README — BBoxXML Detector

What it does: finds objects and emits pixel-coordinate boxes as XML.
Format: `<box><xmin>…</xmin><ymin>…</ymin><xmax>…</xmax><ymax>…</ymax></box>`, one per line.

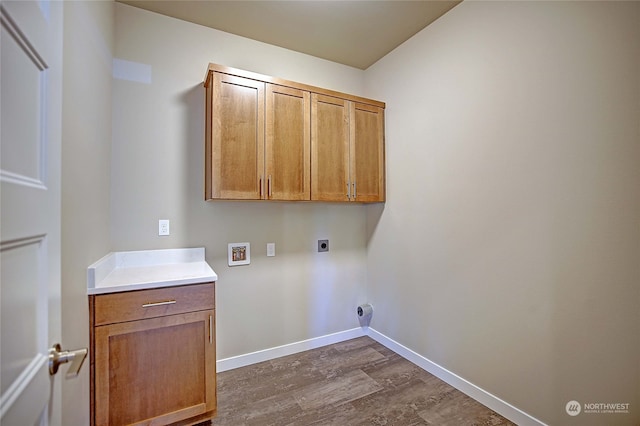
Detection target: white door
<box><xmin>1</xmin><ymin>0</ymin><xmax>64</xmax><ymax>425</ymax></box>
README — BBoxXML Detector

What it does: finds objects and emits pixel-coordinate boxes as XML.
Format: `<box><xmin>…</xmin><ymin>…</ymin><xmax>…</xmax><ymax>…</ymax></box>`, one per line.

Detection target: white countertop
<box><xmin>87</xmin><ymin>248</ymin><xmax>217</xmax><ymax>295</ymax></box>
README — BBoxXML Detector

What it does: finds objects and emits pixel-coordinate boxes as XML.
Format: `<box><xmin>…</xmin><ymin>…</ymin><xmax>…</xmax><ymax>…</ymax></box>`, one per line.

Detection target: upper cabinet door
<box><xmin>350</xmin><ymin>103</ymin><xmax>385</xmax><ymax>202</ymax></box>
<box><xmin>265</xmin><ymin>85</ymin><xmax>310</xmax><ymax>200</ymax></box>
<box><xmin>207</xmin><ymin>72</ymin><xmax>265</xmax><ymax>200</ymax></box>
<box><xmin>311</xmin><ymin>94</ymin><xmax>350</xmax><ymax>201</ymax></box>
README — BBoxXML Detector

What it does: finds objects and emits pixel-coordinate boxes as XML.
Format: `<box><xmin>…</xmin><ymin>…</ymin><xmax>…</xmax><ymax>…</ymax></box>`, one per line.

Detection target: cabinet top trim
<box><xmin>204</xmin><ymin>63</ymin><xmax>385</xmax><ymax>109</ymax></box>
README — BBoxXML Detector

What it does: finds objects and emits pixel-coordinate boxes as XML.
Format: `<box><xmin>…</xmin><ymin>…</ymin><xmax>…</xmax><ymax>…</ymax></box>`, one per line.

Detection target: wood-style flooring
<box><xmin>210</xmin><ymin>336</ymin><xmax>515</xmax><ymax>425</ymax></box>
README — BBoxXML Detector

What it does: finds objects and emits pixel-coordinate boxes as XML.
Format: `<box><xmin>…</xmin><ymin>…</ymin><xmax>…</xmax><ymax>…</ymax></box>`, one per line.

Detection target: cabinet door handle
<box><xmin>142</xmin><ymin>300</ymin><xmax>176</xmax><ymax>308</ymax></box>
<box><xmin>268</xmin><ymin>175</ymin><xmax>272</xmax><ymax>197</ymax></box>
<box><xmin>209</xmin><ymin>315</ymin><xmax>213</xmax><ymax>344</ymax></box>
<box><xmin>259</xmin><ymin>175</ymin><xmax>264</xmax><ymax>198</ymax></box>
<box><xmin>347</xmin><ymin>180</ymin><xmax>351</xmax><ymax>199</ymax></box>
<box><xmin>353</xmin><ymin>182</ymin><xmax>356</xmax><ymax>199</ymax></box>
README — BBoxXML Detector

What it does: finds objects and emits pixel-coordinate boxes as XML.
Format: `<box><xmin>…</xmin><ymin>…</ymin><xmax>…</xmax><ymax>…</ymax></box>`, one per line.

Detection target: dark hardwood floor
<box><xmin>211</xmin><ymin>336</ymin><xmax>515</xmax><ymax>425</ymax></box>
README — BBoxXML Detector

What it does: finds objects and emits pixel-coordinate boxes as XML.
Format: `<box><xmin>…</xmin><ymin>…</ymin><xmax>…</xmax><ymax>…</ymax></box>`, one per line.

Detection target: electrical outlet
<box><xmin>267</xmin><ymin>243</ymin><xmax>275</xmax><ymax>257</ymax></box>
<box><xmin>158</xmin><ymin>220</ymin><xmax>170</xmax><ymax>236</ymax></box>
<box><xmin>318</xmin><ymin>239</ymin><xmax>329</xmax><ymax>252</ymax></box>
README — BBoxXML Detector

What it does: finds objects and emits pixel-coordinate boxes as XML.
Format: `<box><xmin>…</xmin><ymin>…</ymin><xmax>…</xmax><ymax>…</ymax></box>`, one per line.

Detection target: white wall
<box><xmin>365</xmin><ymin>2</ymin><xmax>640</xmax><ymax>425</ymax></box>
<box><xmin>61</xmin><ymin>1</ymin><xmax>114</xmax><ymax>425</ymax></box>
<box><xmin>111</xmin><ymin>3</ymin><xmax>368</xmax><ymax>360</ymax></box>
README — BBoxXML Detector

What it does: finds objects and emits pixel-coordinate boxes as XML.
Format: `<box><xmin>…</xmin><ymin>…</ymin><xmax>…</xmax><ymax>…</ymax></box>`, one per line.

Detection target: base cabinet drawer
<box><xmin>93</xmin><ymin>283</ymin><xmax>215</xmax><ymax>326</ymax></box>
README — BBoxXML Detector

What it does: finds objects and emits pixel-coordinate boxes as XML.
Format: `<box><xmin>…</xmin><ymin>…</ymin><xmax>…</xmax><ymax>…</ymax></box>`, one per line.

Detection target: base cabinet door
<box><xmin>93</xmin><ymin>311</ymin><xmax>216</xmax><ymax>426</ymax></box>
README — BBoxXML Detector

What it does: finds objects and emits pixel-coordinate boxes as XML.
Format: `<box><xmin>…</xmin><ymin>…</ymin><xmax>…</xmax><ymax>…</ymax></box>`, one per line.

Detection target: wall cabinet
<box><xmin>89</xmin><ymin>283</ymin><xmax>216</xmax><ymax>426</ymax></box>
<box><xmin>205</xmin><ymin>70</ymin><xmax>311</xmax><ymax>200</ymax></box>
<box><xmin>310</xmin><ymin>94</ymin><xmax>349</xmax><ymax>201</ymax></box>
<box><xmin>310</xmin><ymin>95</ymin><xmax>385</xmax><ymax>202</ymax></box>
<box><xmin>348</xmin><ymin>101</ymin><xmax>386</xmax><ymax>202</ymax></box>
<box><xmin>266</xmin><ymin>84</ymin><xmax>311</xmax><ymax>200</ymax></box>
<box><xmin>207</xmin><ymin>72</ymin><xmax>264</xmax><ymax>200</ymax></box>
<box><xmin>204</xmin><ymin>63</ymin><xmax>385</xmax><ymax>203</ymax></box>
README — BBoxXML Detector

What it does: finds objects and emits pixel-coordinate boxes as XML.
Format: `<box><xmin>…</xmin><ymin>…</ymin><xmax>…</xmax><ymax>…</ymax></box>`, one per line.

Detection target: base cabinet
<box><xmin>90</xmin><ymin>283</ymin><xmax>216</xmax><ymax>426</ymax></box>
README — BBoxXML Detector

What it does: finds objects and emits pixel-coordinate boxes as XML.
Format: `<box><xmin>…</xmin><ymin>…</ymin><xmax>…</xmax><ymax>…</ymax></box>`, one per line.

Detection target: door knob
<box><xmin>48</xmin><ymin>343</ymin><xmax>88</xmax><ymax>378</ymax></box>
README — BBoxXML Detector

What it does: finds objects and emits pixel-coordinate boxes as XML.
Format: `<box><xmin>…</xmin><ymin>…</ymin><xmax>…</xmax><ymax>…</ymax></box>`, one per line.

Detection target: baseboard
<box><xmin>216</xmin><ymin>327</ymin><xmax>366</xmax><ymax>372</ymax></box>
<box><xmin>365</xmin><ymin>327</ymin><xmax>548</xmax><ymax>426</ymax></box>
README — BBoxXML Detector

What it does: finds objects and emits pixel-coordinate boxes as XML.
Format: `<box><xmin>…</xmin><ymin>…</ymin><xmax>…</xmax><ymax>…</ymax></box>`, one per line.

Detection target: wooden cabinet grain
<box><xmin>310</xmin><ymin>96</ymin><xmax>385</xmax><ymax>202</ymax></box>
<box><xmin>204</xmin><ymin>63</ymin><xmax>385</xmax><ymax>203</ymax></box>
<box><xmin>349</xmin><ymin>102</ymin><xmax>385</xmax><ymax>202</ymax></box>
<box><xmin>266</xmin><ymin>84</ymin><xmax>311</xmax><ymax>200</ymax></box>
<box><xmin>207</xmin><ymin>72</ymin><xmax>264</xmax><ymax>200</ymax></box>
<box><xmin>89</xmin><ymin>283</ymin><xmax>216</xmax><ymax>426</ymax></box>
<box><xmin>205</xmin><ymin>70</ymin><xmax>311</xmax><ymax>200</ymax></box>
<box><xmin>310</xmin><ymin>94</ymin><xmax>350</xmax><ymax>201</ymax></box>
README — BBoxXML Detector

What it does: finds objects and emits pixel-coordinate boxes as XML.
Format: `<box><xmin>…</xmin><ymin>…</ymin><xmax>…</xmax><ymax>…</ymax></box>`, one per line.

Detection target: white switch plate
<box><xmin>158</xmin><ymin>219</ymin><xmax>170</xmax><ymax>236</ymax></box>
<box><xmin>267</xmin><ymin>243</ymin><xmax>275</xmax><ymax>257</ymax></box>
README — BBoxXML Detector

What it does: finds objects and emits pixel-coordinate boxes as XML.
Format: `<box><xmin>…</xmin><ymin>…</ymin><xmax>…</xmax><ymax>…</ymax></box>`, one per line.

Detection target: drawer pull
<box><xmin>142</xmin><ymin>300</ymin><xmax>177</xmax><ymax>308</ymax></box>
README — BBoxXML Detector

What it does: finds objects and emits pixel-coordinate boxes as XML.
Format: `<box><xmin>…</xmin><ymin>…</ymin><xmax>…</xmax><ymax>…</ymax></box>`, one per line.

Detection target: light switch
<box><xmin>267</xmin><ymin>243</ymin><xmax>275</xmax><ymax>257</ymax></box>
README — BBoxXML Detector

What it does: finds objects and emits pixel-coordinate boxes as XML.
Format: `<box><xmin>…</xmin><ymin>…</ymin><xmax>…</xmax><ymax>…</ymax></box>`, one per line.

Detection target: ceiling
<box><xmin>117</xmin><ymin>0</ymin><xmax>461</xmax><ymax>70</ymax></box>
